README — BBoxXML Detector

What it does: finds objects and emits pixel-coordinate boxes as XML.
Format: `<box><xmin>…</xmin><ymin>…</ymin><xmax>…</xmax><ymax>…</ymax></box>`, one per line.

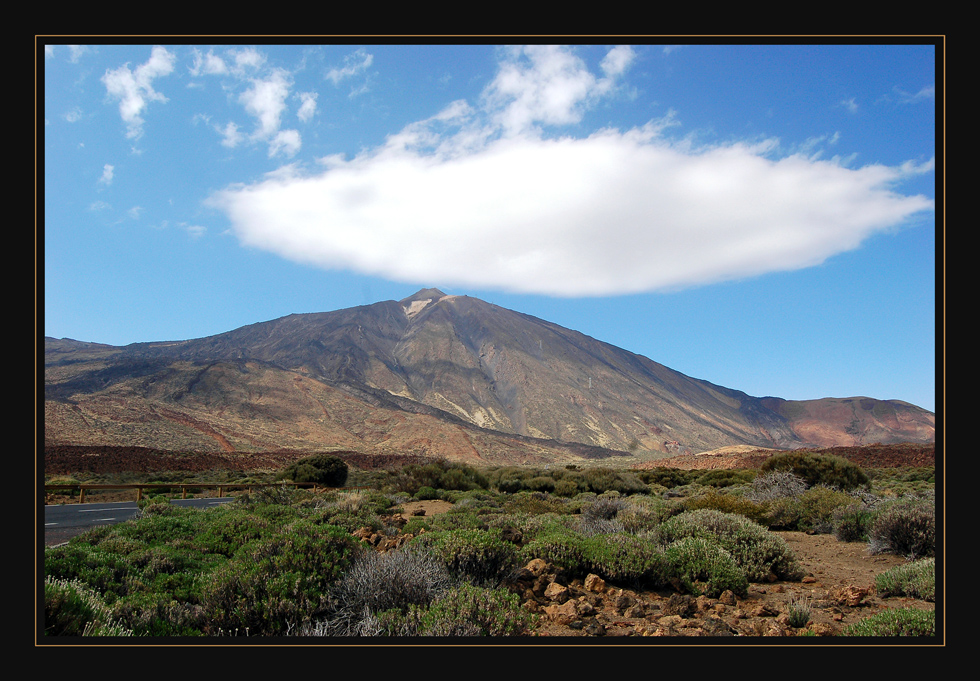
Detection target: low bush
<box><xmin>277</xmin><ymin>453</ymin><xmax>349</xmax><ymax>487</ymax></box>
<box><xmin>633</xmin><ymin>468</ymin><xmax>700</xmax><ymax>489</ymax></box>
<box><xmin>744</xmin><ymin>470</ymin><xmax>808</xmax><ymax>503</ymax></box>
<box><xmin>378</xmin><ymin>583</ymin><xmax>537</xmax><ymax>636</ymax></box>
<box><xmin>760</xmin><ymin>451</ymin><xmax>869</xmax><ymax>491</ymax></box>
<box><xmin>429</xmin><ymin>510</ymin><xmax>489</xmax><ymax>532</ymax></box>
<box><xmin>663</xmin><ymin>536</ymin><xmax>748</xmax><ymax>598</ymax></box>
<box><xmin>411</xmin><ymin>528</ymin><xmax>522</xmax><ymax>587</ymax></box>
<box><xmin>581</xmin><ymin>533</ymin><xmax>667</xmax><ymax>587</ymax></box>
<box><xmin>832</xmin><ymin>502</ymin><xmax>876</xmax><ymax>542</ymax></box>
<box><xmin>501</xmin><ymin>491</ymin><xmax>569</xmax><ymax>516</ymax></box>
<box><xmin>867</xmin><ymin>497</ymin><xmax>936</xmax><ymax>559</ymax></box>
<box><xmin>44</xmin><ymin>576</ymin><xmax>133</xmax><ymax>637</ymax></box>
<box><xmin>658</xmin><ymin>509</ymin><xmax>804</xmax><ymax>582</ymax></box>
<box><xmin>696</xmin><ymin>469</ymin><xmax>756</xmax><ymax>488</ymax></box>
<box><xmin>839</xmin><ymin>608</ymin><xmax>936</xmax><ymax>637</ymax></box>
<box><xmin>322</xmin><ymin>547</ymin><xmax>454</xmax><ymax>636</ymax></box>
<box><xmin>519</xmin><ymin>525</ymin><xmax>590</xmax><ymax>579</ymax></box>
<box><xmin>485</xmin><ymin>466</ymin><xmax>649</xmax><ymax>496</ymax></box>
<box><xmin>875</xmin><ymin>558</ymin><xmax>935</xmax><ymax>602</ymax></box>
<box><xmin>681</xmin><ymin>490</ymin><xmax>768</xmax><ymax>525</ymax></box>
<box><xmin>192</xmin><ymin>507</ymin><xmax>272</xmax><ymax>558</ymax></box>
<box><xmin>197</xmin><ymin>521</ymin><xmax>364</xmax><ymax>635</ymax></box>
<box><xmin>763</xmin><ymin>485</ymin><xmax>857</xmax><ymax>533</ymax></box>
<box><xmin>388</xmin><ymin>459</ymin><xmax>488</xmax><ymax>495</ymax></box>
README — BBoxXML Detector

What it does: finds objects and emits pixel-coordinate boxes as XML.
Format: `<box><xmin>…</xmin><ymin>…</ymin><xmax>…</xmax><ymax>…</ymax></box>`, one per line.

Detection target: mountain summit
<box><xmin>44</xmin><ymin>289</ymin><xmax>935</xmax><ymax>463</ymax></box>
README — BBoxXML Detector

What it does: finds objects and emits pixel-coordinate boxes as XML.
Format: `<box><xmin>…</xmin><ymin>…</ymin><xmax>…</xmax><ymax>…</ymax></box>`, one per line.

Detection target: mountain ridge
<box><xmin>43</xmin><ymin>289</ymin><xmax>935</xmax><ymax>464</ymax></box>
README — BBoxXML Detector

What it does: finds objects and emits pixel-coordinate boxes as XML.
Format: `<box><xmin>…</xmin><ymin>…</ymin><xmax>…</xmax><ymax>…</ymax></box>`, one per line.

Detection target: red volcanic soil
<box><xmin>43</xmin><ymin>442</ymin><xmax>936</xmax><ymax>477</ymax></box>
<box><xmin>42</xmin><ymin>445</ymin><xmax>432</xmax><ymax>476</ymax></box>
<box><xmin>629</xmin><ymin>442</ymin><xmax>936</xmax><ymax>471</ymax></box>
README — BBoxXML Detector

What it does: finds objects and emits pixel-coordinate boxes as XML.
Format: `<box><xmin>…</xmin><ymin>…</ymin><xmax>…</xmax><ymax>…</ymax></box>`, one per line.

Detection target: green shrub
<box><xmin>401</xmin><ymin>516</ymin><xmax>433</xmax><ymax>534</ymax></box>
<box><xmin>696</xmin><ymin>469</ymin><xmax>756</xmax><ymax>488</ymax></box>
<box><xmin>658</xmin><ymin>509</ymin><xmax>804</xmax><ymax>582</ymax></box>
<box><xmin>832</xmin><ymin>502</ymin><xmax>876</xmax><ymax>542</ymax></box>
<box><xmin>278</xmin><ymin>454</ymin><xmax>349</xmax><ymax>487</ymax></box>
<box><xmin>581</xmin><ymin>533</ymin><xmax>667</xmax><ymax>587</ymax></box>
<box><xmin>663</xmin><ymin>536</ymin><xmax>749</xmax><ymax>598</ymax></box>
<box><xmin>380</xmin><ymin>583</ymin><xmax>538</xmax><ymax>636</ymax></box>
<box><xmin>868</xmin><ymin>497</ymin><xmax>936</xmax><ymax>558</ymax></box>
<box><xmin>760</xmin><ymin>451</ymin><xmax>869</xmax><ymax>491</ymax></box>
<box><xmin>197</xmin><ymin>521</ymin><xmax>364</xmax><ymax>635</ymax></box>
<box><xmin>681</xmin><ymin>490</ymin><xmax>768</xmax><ymax>525</ymax></box>
<box><xmin>839</xmin><ymin>608</ymin><xmax>936</xmax><ymax>637</ymax></box>
<box><xmin>44</xmin><ymin>545</ymin><xmax>136</xmax><ymax>603</ymax></box>
<box><xmin>518</xmin><ymin>523</ymin><xmax>666</xmax><ymax>588</ymax></box>
<box><xmin>430</xmin><ymin>510</ymin><xmax>489</xmax><ymax>532</ymax></box>
<box><xmin>417</xmin><ymin>583</ymin><xmax>537</xmax><ymax>636</ymax></box>
<box><xmin>875</xmin><ymin>558</ymin><xmax>935</xmax><ymax>602</ymax></box>
<box><xmin>580</xmin><ymin>467</ymin><xmax>648</xmax><ymax>495</ymax></box>
<box><xmin>44</xmin><ymin>576</ymin><xmax>133</xmax><ymax>637</ymax></box>
<box><xmin>615</xmin><ymin>498</ymin><xmax>668</xmax><ymax>534</ymax></box>
<box><xmin>763</xmin><ymin>485</ymin><xmax>857</xmax><ymax>532</ymax></box>
<box><xmin>412</xmin><ymin>528</ymin><xmax>521</xmax><ymax>586</ymax></box>
<box><xmin>525</xmin><ymin>475</ymin><xmax>557</xmax><ymax>493</ymax></box>
<box><xmin>192</xmin><ymin>507</ymin><xmax>272</xmax><ymax>557</ymax></box>
<box><xmin>391</xmin><ymin>459</ymin><xmax>488</xmax><ymax>495</ymax></box>
<box><xmin>633</xmin><ymin>468</ymin><xmax>700</xmax><ymax>489</ymax></box>
<box><xmin>108</xmin><ymin>592</ymin><xmax>205</xmax><ymax>636</ymax></box>
<box><xmin>414</xmin><ymin>486</ymin><xmax>441</xmax><ymax>501</ymax></box>
<box><xmin>519</xmin><ymin>525</ymin><xmax>590</xmax><ymax>578</ymax></box>
<box><xmin>553</xmin><ymin>477</ymin><xmax>582</xmax><ymax>497</ymax></box>
<box><xmin>502</xmin><ymin>491</ymin><xmax>569</xmax><ymax>516</ymax></box>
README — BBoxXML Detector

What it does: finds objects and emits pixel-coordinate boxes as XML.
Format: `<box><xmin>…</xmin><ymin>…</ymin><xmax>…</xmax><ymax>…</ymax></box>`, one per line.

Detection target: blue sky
<box><xmin>40</xmin><ymin>41</ymin><xmax>939</xmax><ymax>412</ymax></box>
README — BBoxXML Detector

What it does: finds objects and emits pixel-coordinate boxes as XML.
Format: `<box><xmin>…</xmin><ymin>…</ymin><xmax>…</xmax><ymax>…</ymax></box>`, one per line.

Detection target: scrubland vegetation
<box><xmin>43</xmin><ymin>452</ymin><xmax>937</xmax><ymax>638</ymax></box>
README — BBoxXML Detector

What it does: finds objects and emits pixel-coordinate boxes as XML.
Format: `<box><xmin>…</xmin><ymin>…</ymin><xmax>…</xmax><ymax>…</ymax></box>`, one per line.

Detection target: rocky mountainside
<box><xmin>43</xmin><ymin>289</ymin><xmax>935</xmax><ymax>464</ymax></box>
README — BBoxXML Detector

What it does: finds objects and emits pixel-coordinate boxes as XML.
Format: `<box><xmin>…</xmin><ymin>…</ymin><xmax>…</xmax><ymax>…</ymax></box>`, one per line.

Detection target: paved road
<box><xmin>43</xmin><ymin>497</ymin><xmax>236</xmax><ymax>546</ymax></box>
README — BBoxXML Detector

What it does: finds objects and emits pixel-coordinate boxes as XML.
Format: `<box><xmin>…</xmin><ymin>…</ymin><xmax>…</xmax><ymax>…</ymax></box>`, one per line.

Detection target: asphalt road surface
<box><xmin>42</xmin><ymin>497</ymin><xmax>235</xmax><ymax>547</ymax></box>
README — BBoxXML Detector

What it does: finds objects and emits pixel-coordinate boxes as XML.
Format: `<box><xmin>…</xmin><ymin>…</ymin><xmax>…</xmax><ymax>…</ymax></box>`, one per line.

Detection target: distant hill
<box><xmin>43</xmin><ymin>289</ymin><xmax>935</xmax><ymax>465</ymax></box>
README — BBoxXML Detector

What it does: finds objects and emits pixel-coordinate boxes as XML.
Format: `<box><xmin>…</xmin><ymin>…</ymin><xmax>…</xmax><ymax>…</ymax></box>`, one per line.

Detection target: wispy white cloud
<box><xmin>190</xmin><ymin>50</ymin><xmax>304</xmax><ymax>158</ymax></box>
<box><xmin>218</xmin><ymin>121</ymin><xmax>244</xmax><ymax>148</ymax></box>
<box><xmin>101</xmin><ymin>46</ymin><xmax>176</xmax><ymax>140</ymax></box>
<box><xmin>482</xmin><ymin>45</ymin><xmax>635</xmax><ymax>137</ymax></box>
<box><xmin>239</xmin><ymin>69</ymin><xmax>302</xmax><ymax>157</ymax></box>
<box><xmin>297</xmin><ymin>91</ymin><xmax>318</xmax><ymax>123</ymax></box>
<box><xmin>68</xmin><ymin>45</ymin><xmax>91</xmax><ymax>63</ymax></box>
<box><xmin>325</xmin><ymin>48</ymin><xmax>373</xmax><ymax>86</ymax></box>
<box><xmin>98</xmin><ymin>164</ymin><xmax>114</xmax><ymax>186</ymax></box>
<box><xmin>208</xmin><ymin>45</ymin><xmax>935</xmax><ymax>298</ymax></box>
<box><xmin>895</xmin><ymin>84</ymin><xmax>936</xmax><ymax>103</ymax></box>
<box><xmin>189</xmin><ymin>48</ymin><xmax>228</xmax><ymax>76</ymax></box>
<box><xmin>839</xmin><ymin>97</ymin><xmax>859</xmax><ymax>114</ymax></box>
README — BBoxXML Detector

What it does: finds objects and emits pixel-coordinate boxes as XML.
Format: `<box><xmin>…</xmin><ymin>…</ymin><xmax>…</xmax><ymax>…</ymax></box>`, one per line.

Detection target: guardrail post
<box><xmin>79</xmin><ymin>487</ymin><xmax>86</xmax><ymax>503</ymax></box>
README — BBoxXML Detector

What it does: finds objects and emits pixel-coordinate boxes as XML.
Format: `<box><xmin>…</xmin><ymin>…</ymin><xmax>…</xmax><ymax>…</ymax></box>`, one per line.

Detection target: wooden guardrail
<box><xmin>43</xmin><ymin>482</ymin><xmax>367</xmax><ymax>503</ymax></box>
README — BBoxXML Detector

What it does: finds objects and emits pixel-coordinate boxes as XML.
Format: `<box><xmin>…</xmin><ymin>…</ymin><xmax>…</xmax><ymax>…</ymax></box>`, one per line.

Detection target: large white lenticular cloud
<box><xmin>208</xmin><ymin>46</ymin><xmax>934</xmax><ymax>297</ymax></box>
<box><xmin>210</xmin><ymin>129</ymin><xmax>933</xmax><ymax>296</ymax></box>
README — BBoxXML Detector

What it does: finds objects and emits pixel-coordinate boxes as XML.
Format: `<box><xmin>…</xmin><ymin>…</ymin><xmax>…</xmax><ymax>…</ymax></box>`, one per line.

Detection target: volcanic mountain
<box><xmin>43</xmin><ymin>288</ymin><xmax>935</xmax><ymax>464</ymax></box>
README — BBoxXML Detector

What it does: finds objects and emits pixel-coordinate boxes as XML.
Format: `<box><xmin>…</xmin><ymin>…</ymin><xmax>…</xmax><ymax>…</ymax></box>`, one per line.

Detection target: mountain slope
<box><xmin>43</xmin><ymin>289</ymin><xmax>935</xmax><ymax>462</ymax></box>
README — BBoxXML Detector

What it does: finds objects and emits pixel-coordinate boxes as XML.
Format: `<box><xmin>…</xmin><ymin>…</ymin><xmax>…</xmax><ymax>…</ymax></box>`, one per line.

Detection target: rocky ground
<box><xmin>380</xmin><ymin>499</ymin><xmax>935</xmax><ymax>639</ymax></box>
